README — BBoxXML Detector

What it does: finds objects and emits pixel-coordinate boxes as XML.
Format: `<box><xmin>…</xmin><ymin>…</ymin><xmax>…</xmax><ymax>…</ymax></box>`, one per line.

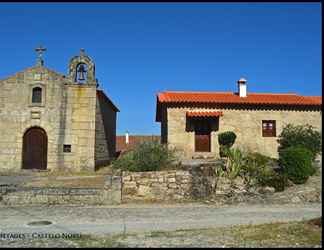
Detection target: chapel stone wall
<box><xmin>0</xmin><ymin>66</ymin><xmax>97</xmax><ymax>172</ymax></box>
<box><xmin>94</xmin><ymin>92</ymin><xmax>117</xmax><ymax>167</ymax></box>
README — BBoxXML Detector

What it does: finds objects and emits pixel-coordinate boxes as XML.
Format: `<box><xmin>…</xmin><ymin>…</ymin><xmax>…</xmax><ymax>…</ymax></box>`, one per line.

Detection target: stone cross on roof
<box><xmin>80</xmin><ymin>48</ymin><xmax>85</xmax><ymax>57</ymax></box>
<box><xmin>35</xmin><ymin>45</ymin><xmax>47</xmax><ymax>66</ymax></box>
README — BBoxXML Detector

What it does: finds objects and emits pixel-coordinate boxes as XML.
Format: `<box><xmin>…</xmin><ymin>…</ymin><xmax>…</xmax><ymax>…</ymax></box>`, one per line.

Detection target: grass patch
<box><xmin>69</xmin><ymin>235</ymin><xmax>128</xmax><ymax>248</ymax></box>
<box><xmin>65</xmin><ymin>219</ymin><xmax>322</xmax><ymax>247</ymax></box>
<box><xmin>230</xmin><ymin>220</ymin><xmax>321</xmax><ymax>247</ymax></box>
<box><xmin>149</xmin><ymin>230</ymin><xmax>179</xmax><ymax>238</ymax></box>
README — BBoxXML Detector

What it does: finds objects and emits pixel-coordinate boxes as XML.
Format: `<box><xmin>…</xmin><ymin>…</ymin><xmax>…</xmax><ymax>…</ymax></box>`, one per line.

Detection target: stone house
<box><xmin>0</xmin><ymin>48</ymin><xmax>119</xmax><ymax>172</ymax></box>
<box><xmin>156</xmin><ymin>78</ymin><xmax>322</xmax><ymax>159</ymax></box>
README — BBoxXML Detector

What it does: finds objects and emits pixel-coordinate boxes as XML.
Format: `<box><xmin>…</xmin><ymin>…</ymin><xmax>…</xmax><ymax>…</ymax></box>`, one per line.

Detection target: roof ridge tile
<box><xmin>157</xmin><ymin>91</ymin><xmax>322</xmax><ymax>106</ymax></box>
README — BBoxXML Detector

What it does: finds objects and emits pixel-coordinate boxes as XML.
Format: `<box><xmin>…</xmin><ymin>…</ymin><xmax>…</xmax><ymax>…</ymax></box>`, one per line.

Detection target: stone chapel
<box><xmin>0</xmin><ymin>47</ymin><xmax>119</xmax><ymax>172</ymax></box>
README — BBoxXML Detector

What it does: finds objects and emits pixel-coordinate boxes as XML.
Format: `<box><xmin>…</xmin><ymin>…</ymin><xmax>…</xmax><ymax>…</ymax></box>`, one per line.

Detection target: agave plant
<box><xmin>225</xmin><ymin>148</ymin><xmax>245</xmax><ymax>180</ymax></box>
<box><xmin>214</xmin><ymin>147</ymin><xmax>246</xmax><ymax>190</ymax></box>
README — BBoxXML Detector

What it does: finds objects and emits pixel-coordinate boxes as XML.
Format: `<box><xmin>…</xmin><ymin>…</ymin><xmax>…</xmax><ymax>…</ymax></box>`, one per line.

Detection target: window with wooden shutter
<box><xmin>262</xmin><ymin>120</ymin><xmax>276</xmax><ymax>137</ymax></box>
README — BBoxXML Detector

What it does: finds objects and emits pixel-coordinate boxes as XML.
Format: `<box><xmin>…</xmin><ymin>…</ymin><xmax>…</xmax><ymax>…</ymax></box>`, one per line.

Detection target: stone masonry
<box><xmin>121</xmin><ymin>165</ymin><xmax>216</xmax><ymax>202</ymax></box>
<box><xmin>0</xmin><ymin>175</ymin><xmax>121</xmax><ymax>206</ymax></box>
<box><xmin>95</xmin><ymin>91</ymin><xmax>118</xmax><ymax>167</ymax></box>
<box><xmin>0</xmin><ymin>48</ymin><xmax>118</xmax><ymax>172</ymax></box>
<box><xmin>163</xmin><ymin>106</ymin><xmax>321</xmax><ymax>159</ymax></box>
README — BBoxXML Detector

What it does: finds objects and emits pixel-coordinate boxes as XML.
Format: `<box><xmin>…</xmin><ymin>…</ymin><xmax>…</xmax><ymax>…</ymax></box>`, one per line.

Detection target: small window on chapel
<box><xmin>32</xmin><ymin>87</ymin><xmax>42</xmax><ymax>103</ymax></box>
<box><xmin>262</xmin><ymin>120</ymin><xmax>276</xmax><ymax>137</ymax></box>
<box><xmin>63</xmin><ymin>145</ymin><xmax>72</xmax><ymax>153</ymax></box>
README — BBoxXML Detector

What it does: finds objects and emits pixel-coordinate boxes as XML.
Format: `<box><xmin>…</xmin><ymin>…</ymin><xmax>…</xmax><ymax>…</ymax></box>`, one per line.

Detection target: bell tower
<box><xmin>68</xmin><ymin>48</ymin><xmax>96</xmax><ymax>85</ymax></box>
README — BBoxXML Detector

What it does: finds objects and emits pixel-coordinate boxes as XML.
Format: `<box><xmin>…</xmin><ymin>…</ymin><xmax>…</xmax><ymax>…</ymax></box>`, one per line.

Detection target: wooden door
<box><xmin>194</xmin><ymin>119</ymin><xmax>211</xmax><ymax>152</ymax></box>
<box><xmin>22</xmin><ymin>127</ymin><xmax>47</xmax><ymax>170</ymax></box>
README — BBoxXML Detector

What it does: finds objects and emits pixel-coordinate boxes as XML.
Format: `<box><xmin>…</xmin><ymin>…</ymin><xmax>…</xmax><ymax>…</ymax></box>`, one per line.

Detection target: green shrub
<box><xmin>217</xmin><ymin>149</ymin><xmax>289</xmax><ymax>192</ymax></box>
<box><xmin>278</xmin><ymin>124</ymin><xmax>322</xmax><ymax>160</ymax></box>
<box><xmin>256</xmin><ymin>169</ymin><xmax>288</xmax><ymax>192</ymax></box>
<box><xmin>240</xmin><ymin>157</ymin><xmax>259</xmax><ymax>188</ymax></box>
<box><xmin>113</xmin><ymin>150</ymin><xmax>136</xmax><ymax>171</ymax></box>
<box><xmin>217</xmin><ymin>148</ymin><xmax>245</xmax><ymax>188</ymax></box>
<box><xmin>219</xmin><ymin>145</ymin><xmax>228</xmax><ymax>157</ymax></box>
<box><xmin>218</xmin><ymin>131</ymin><xmax>237</xmax><ymax>147</ymax></box>
<box><xmin>241</xmin><ymin>151</ymin><xmax>288</xmax><ymax>192</ymax></box>
<box><xmin>246</xmin><ymin>152</ymin><xmax>272</xmax><ymax>167</ymax></box>
<box><xmin>112</xmin><ymin>141</ymin><xmax>177</xmax><ymax>172</ymax></box>
<box><xmin>218</xmin><ymin>131</ymin><xmax>237</xmax><ymax>157</ymax></box>
<box><xmin>279</xmin><ymin>146</ymin><xmax>314</xmax><ymax>184</ymax></box>
<box><xmin>224</xmin><ymin>147</ymin><xmax>244</xmax><ymax>180</ymax></box>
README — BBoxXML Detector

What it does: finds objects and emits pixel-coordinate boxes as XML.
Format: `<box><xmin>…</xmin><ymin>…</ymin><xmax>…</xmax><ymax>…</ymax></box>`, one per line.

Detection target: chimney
<box><xmin>237</xmin><ymin>77</ymin><xmax>247</xmax><ymax>98</ymax></box>
<box><xmin>125</xmin><ymin>131</ymin><xmax>129</xmax><ymax>144</ymax></box>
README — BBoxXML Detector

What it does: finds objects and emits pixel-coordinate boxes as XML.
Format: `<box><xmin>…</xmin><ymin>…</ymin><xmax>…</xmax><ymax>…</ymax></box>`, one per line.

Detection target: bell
<box><xmin>77</xmin><ymin>64</ymin><xmax>86</xmax><ymax>81</ymax></box>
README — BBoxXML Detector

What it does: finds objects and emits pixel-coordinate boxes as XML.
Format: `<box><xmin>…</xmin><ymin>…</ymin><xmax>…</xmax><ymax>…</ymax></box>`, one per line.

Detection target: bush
<box><xmin>218</xmin><ymin>149</ymin><xmax>289</xmax><ymax>192</ymax></box>
<box><xmin>246</xmin><ymin>152</ymin><xmax>272</xmax><ymax>167</ymax></box>
<box><xmin>278</xmin><ymin>124</ymin><xmax>322</xmax><ymax>160</ymax></box>
<box><xmin>112</xmin><ymin>141</ymin><xmax>177</xmax><ymax>172</ymax></box>
<box><xmin>241</xmin><ymin>152</ymin><xmax>268</xmax><ymax>187</ymax></box>
<box><xmin>218</xmin><ymin>131</ymin><xmax>237</xmax><ymax>147</ymax></box>
<box><xmin>223</xmin><ymin>147</ymin><xmax>245</xmax><ymax>180</ymax></box>
<box><xmin>279</xmin><ymin>146</ymin><xmax>314</xmax><ymax>184</ymax></box>
<box><xmin>241</xmin><ymin>152</ymin><xmax>287</xmax><ymax>191</ymax></box>
<box><xmin>218</xmin><ymin>131</ymin><xmax>237</xmax><ymax>157</ymax></box>
<box><xmin>256</xmin><ymin>169</ymin><xmax>288</xmax><ymax>192</ymax></box>
<box><xmin>112</xmin><ymin>151</ymin><xmax>136</xmax><ymax>171</ymax></box>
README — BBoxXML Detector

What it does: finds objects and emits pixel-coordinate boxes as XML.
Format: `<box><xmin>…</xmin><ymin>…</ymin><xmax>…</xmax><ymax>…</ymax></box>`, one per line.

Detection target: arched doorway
<box><xmin>22</xmin><ymin>127</ymin><xmax>48</xmax><ymax>170</ymax></box>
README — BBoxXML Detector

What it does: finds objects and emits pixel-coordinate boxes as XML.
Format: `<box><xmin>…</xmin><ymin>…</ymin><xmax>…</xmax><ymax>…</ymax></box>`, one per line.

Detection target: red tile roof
<box><xmin>305</xmin><ymin>96</ymin><xmax>322</xmax><ymax>104</ymax></box>
<box><xmin>156</xmin><ymin>91</ymin><xmax>321</xmax><ymax>122</ymax></box>
<box><xmin>157</xmin><ymin>91</ymin><xmax>322</xmax><ymax>106</ymax></box>
<box><xmin>116</xmin><ymin>135</ymin><xmax>161</xmax><ymax>155</ymax></box>
<box><xmin>186</xmin><ymin>111</ymin><xmax>223</xmax><ymax>117</ymax></box>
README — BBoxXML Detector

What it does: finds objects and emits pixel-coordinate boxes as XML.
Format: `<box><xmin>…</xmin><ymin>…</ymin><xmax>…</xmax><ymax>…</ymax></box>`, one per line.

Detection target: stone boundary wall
<box><xmin>0</xmin><ymin>166</ymin><xmax>217</xmax><ymax>205</ymax></box>
<box><xmin>0</xmin><ymin>176</ymin><xmax>121</xmax><ymax>206</ymax></box>
<box><xmin>121</xmin><ymin>165</ymin><xmax>216</xmax><ymax>202</ymax></box>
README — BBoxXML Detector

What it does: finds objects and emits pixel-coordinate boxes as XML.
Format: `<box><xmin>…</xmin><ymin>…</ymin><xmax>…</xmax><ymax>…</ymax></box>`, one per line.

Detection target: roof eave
<box><xmin>155</xmin><ymin>95</ymin><xmax>162</xmax><ymax>122</ymax></box>
<box><xmin>97</xmin><ymin>90</ymin><xmax>120</xmax><ymax>112</ymax></box>
<box><xmin>157</xmin><ymin>100</ymin><xmax>322</xmax><ymax>107</ymax></box>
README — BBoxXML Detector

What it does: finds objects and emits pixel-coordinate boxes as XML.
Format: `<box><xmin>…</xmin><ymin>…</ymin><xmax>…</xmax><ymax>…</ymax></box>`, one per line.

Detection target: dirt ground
<box><xmin>0</xmin><ymin>166</ymin><xmax>114</xmax><ymax>188</ymax></box>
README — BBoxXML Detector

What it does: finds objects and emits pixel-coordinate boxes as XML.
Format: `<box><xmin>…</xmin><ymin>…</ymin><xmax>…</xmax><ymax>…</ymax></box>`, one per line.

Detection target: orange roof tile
<box><xmin>116</xmin><ymin>135</ymin><xmax>160</xmax><ymax>154</ymax></box>
<box><xmin>305</xmin><ymin>96</ymin><xmax>323</xmax><ymax>104</ymax></box>
<box><xmin>186</xmin><ymin>111</ymin><xmax>223</xmax><ymax>117</ymax></box>
<box><xmin>157</xmin><ymin>91</ymin><xmax>322</xmax><ymax>106</ymax></box>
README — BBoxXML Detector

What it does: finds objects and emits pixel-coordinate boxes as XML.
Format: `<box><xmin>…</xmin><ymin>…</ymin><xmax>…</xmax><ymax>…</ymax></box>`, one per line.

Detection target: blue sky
<box><xmin>0</xmin><ymin>3</ymin><xmax>321</xmax><ymax>135</ymax></box>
